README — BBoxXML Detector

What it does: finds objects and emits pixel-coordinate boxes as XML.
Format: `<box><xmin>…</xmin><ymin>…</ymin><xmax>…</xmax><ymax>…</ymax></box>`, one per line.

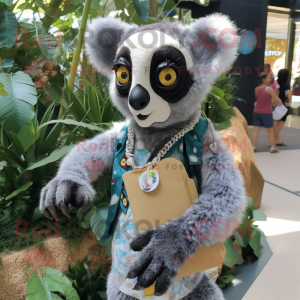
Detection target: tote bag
<box><xmin>122</xmin><ymin>158</ymin><xmax>226</xmax><ymax>280</ymax></box>
<box><xmin>273</xmin><ymin>104</ymin><xmax>288</xmax><ymax>120</ymax></box>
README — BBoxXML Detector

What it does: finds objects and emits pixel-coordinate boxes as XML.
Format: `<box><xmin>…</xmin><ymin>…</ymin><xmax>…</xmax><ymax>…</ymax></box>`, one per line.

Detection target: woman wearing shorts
<box><xmin>252</xmin><ymin>72</ymin><xmax>283</xmax><ymax>153</ymax></box>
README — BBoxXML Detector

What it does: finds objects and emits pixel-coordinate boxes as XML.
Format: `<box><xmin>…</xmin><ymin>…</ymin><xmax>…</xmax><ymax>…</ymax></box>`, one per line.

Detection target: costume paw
<box><xmin>39</xmin><ymin>178</ymin><xmax>95</xmax><ymax>219</ymax></box>
<box><xmin>128</xmin><ymin>228</ymin><xmax>185</xmax><ymax>296</ymax></box>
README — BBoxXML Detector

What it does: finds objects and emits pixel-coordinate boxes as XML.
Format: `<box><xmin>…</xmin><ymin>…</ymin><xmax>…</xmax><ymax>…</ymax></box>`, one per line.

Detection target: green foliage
<box><xmin>0</xmin><ymin>81</ymin><xmax>8</xmax><ymax>96</ymax></box>
<box><xmin>54</xmin><ymin>28</ymin><xmax>78</xmax><ymax>73</ymax></box>
<box><xmin>0</xmin><ymin>100</ymin><xmax>72</xmax><ymax>214</ymax></box>
<box><xmin>0</xmin><ymin>210</ymin><xmax>15</xmax><ymax>253</ymax></box>
<box><xmin>25</xmin><ymin>144</ymin><xmax>74</xmax><ymax>171</ymax></box>
<box><xmin>182</xmin><ymin>10</ymin><xmax>192</xmax><ymax>24</ymax></box>
<box><xmin>132</xmin><ymin>0</ymin><xmax>149</xmax><ymax>22</ymax></box>
<box><xmin>223</xmin><ymin>197</ymin><xmax>267</xmax><ymax>268</ymax></box>
<box><xmin>81</xmin><ymin>169</ymin><xmax>113</xmax><ymax>256</ymax></box>
<box><xmin>203</xmin><ymin>73</ymin><xmax>245</xmax><ymax>131</ymax></box>
<box><xmin>194</xmin><ymin>0</ymin><xmax>210</xmax><ymax>6</ymax></box>
<box><xmin>216</xmin><ymin>265</ymin><xmax>235</xmax><ymax>290</ymax></box>
<box><xmin>0</xmin><ymin>203</ymin><xmax>91</xmax><ymax>253</ymax></box>
<box><xmin>18</xmin><ymin>19</ymin><xmax>58</xmax><ymax>60</ymax></box>
<box><xmin>1</xmin><ymin>0</ymin><xmax>14</xmax><ymax>7</ymax></box>
<box><xmin>223</xmin><ymin>238</ymin><xmax>242</xmax><ymax>268</ymax></box>
<box><xmin>60</xmin><ymin>76</ymin><xmax>123</xmax><ymax>140</ymax></box>
<box><xmin>26</xmin><ymin>267</ymin><xmax>80</xmax><ymax>300</ymax></box>
<box><xmin>0</xmin><ymin>98</ymin><xmax>95</xmax><ymax>253</ymax></box>
<box><xmin>0</xmin><ymin>71</ymin><xmax>37</xmax><ymax>133</ymax></box>
<box><xmin>0</xmin><ymin>9</ymin><xmax>17</xmax><ymax>48</ymax></box>
<box><xmin>66</xmin><ymin>256</ymin><xmax>107</xmax><ymax>300</ymax></box>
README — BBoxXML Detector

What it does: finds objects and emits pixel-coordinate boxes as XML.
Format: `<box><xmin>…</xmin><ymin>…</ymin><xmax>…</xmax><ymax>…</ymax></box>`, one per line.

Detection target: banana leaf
<box><xmin>1</xmin><ymin>0</ymin><xmax>14</xmax><ymax>6</ymax></box>
<box><xmin>0</xmin><ymin>71</ymin><xmax>37</xmax><ymax>134</ymax></box>
<box><xmin>132</xmin><ymin>0</ymin><xmax>149</xmax><ymax>22</ymax></box>
<box><xmin>0</xmin><ymin>9</ymin><xmax>17</xmax><ymax>48</ymax></box>
<box><xmin>0</xmin><ymin>82</ymin><xmax>8</xmax><ymax>97</ymax></box>
<box><xmin>38</xmin><ymin>119</ymin><xmax>109</xmax><ymax>133</ymax></box>
<box><xmin>16</xmin><ymin>123</ymin><xmax>39</xmax><ymax>152</ymax></box>
<box><xmin>5</xmin><ymin>182</ymin><xmax>33</xmax><ymax>200</ymax></box>
<box><xmin>26</xmin><ymin>144</ymin><xmax>75</xmax><ymax>171</ymax></box>
<box><xmin>26</xmin><ymin>267</ymin><xmax>80</xmax><ymax>300</ymax></box>
<box><xmin>223</xmin><ymin>238</ymin><xmax>243</xmax><ymax>268</ymax></box>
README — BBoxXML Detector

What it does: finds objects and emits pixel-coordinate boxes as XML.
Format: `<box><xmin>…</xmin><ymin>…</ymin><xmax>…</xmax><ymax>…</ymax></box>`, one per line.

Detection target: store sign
<box><xmin>265</xmin><ymin>51</ymin><xmax>283</xmax><ymax>56</ymax></box>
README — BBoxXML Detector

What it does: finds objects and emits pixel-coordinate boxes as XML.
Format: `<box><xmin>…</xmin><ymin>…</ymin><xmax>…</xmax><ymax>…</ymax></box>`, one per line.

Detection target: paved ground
<box><xmin>248</xmin><ymin>115</ymin><xmax>300</xmax><ymax>152</ymax></box>
<box><xmin>242</xmin><ymin>115</ymin><xmax>300</xmax><ymax>300</ymax></box>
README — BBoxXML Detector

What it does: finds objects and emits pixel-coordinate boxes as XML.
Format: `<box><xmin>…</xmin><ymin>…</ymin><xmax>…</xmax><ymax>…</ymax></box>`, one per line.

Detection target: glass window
<box><xmin>264</xmin><ymin>12</ymin><xmax>289</xmax><ymax>80</ymax></box>
<box><xmin>291</xmin><ymin>23</ymin><xmax>300</xmax><ymax>108</ymax></box>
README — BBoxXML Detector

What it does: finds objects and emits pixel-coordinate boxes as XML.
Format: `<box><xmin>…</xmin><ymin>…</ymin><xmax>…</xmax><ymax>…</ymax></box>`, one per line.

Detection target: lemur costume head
<box><xmin>85</xmin><ymin>14</ymin><xmax>238</xmax><ymax>131</ymax></box>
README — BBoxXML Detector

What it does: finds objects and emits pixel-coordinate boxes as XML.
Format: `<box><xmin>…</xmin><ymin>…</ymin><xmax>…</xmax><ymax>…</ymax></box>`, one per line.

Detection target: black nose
<box><xmin>129</xmin><ymin>85</ymin><xmax>150</xmax><ymax>110</ymax></box>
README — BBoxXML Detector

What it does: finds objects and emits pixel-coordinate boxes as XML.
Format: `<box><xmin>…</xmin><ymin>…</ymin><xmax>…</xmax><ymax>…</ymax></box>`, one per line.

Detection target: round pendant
<box><xmin>139</xmin><ymin>169</ymin><xmax>159</xmax><ymax>192</ymax></box>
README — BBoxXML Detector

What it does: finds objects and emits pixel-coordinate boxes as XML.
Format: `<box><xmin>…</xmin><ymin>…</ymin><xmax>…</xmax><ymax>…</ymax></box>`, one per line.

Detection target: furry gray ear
<box><xmin>183</xmin><ymin>13</ymin><xmax>239</xmax><ymax>85</ymax></box>
<box><xmin>85</xmin><ymin>17</ymin><xmax>137</xmax><ymax>79</ymax></box>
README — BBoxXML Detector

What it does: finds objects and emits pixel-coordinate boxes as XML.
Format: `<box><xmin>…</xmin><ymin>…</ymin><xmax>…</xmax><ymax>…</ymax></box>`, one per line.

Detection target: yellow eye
<box><xmin>159</xmin><ymin>67</ymin><xmax>177</xmax><ymax>87</ymax></box>
<box><xmin>116</xmin><ymin>66</ymin><xmax>130</xmax><ymax>84</ymax></box>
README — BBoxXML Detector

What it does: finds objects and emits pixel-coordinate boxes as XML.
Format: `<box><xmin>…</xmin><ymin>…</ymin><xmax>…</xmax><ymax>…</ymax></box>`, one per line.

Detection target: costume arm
<box><xmin>179</xmin><ymin>123</ymin><xmax>247</xmax><ymax>249</ymax></box>
<box><xmin>39</xmin><ymin>123</ymin><xmax>125</xmax><ymax>218</ymax></box>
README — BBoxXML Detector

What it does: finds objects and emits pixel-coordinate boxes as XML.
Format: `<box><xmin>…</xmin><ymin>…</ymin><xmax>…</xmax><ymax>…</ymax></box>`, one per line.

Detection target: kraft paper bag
<box><xmin>122</xmin><ymin>158</ymin><xmax>226</xmax><ymax>280</ymax></box>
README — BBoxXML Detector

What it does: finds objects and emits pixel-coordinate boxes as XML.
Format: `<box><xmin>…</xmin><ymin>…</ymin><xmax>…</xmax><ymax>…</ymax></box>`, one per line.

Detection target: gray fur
<box><xmin>85</xmin><ymin>17</ymin><xmax>138</xmax><ymax>80</ymax></box>
<box><xmin>39</xmin><ymin>124</ymin><xmax>123</xmax><ymax>213</ymax></box>
<box><xmin>40</xmin><ymin>13</ymin><xmax>245</xmax><ymax>300</ymax></box>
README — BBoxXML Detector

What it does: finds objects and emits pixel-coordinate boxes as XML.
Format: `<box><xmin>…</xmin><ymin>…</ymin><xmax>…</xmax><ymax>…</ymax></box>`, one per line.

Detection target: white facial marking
<box><xmin>117</xmin><ymin>30</ymin><xmax>194</xmax><ymax>127</ymax></box>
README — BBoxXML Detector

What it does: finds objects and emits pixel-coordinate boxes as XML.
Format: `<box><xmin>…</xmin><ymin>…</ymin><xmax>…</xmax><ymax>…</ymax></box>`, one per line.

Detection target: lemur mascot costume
<box><xmin>40</xmin><ymin>13</ymin><xmax>246</xmax><ymax>300</ymax></box>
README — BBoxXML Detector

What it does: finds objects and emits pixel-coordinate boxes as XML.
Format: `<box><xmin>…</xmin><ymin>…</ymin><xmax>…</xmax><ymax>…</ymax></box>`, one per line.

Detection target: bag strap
<box><xmin>255</xmin><ymin>87</ymin><xmax>264</xmax><ymax>100</ymax></box>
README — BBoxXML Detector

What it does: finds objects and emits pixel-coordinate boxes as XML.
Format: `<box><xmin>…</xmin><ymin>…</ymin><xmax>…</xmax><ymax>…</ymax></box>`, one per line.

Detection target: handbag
<box><xmin>273</xmin><ymin>104</ymin><xmax>288</xmax><ymax>120</ymax></box>
<box><xmin>122</xmin><ymin>158</ymin><xmax>226</xmax><ymax>280</ymax></box>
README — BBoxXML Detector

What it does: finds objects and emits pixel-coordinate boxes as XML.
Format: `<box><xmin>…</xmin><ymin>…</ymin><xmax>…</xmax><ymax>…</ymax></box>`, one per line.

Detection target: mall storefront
<box><xmin>265</xmin><ymin>6</ymin><xmax>300</xmax><ymax>116</ymax></box>
<box><xmin>178</xmin><ymin>0</ymin><xmax>300</xmax><ymax>124</ymax></box>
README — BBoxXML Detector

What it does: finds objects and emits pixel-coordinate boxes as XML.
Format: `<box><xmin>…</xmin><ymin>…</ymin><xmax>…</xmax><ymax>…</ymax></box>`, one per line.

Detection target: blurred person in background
<box><xmin>264</xmin><ymin>63</ymin><xmax>280</xmax><ymax>92</ymax></box>
<box><xmin>264</xmin><ymin>63</ymin><xmax>274</xmax><ymax>83</ymax></box>
<box><xmin>252</xmin><ymin>72</ymin><xmax>283</xmax><ymax>153</ymax></box>
<box><xmin>273</xmin><ymin>69</ymin><xmax>292</xmax><ymax>146</ymax></box>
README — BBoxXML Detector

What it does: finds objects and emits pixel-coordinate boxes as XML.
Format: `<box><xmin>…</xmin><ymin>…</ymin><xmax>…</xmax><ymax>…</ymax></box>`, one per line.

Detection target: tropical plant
<box><xmin>0</xmin><ymin>210</ymin><xmax>15</xmax><ymax>253</ymax></box>
<box><xmin>203</xmin><ymin>73</ymin><xmax>245</xmax><ymax>131</ymax></box>
<box><xmin>0</xmin><ymin>81</ymin><xmax>8</xmax><ymax>96</ymax></box>
<box><xmin>0</xmin><ymin>71</ymin><xmax>37</xmax><ymax>133</ymax></box>
<box><xmin>81</xmin><ymin>168</ymin><xmax>113</xmax><ymax>256</ymax></box>
<box><xmin>109</xmin><ymin>0</ymin><xmax>210</xmax><ymax>25</ymax></box>
<box><xmin>26</xmin><ymin>267</ymin><xmax>80</xmax><ymax>300</ymax></box>
<box><xmin>66</xmin><ymin>256</ymin><xmax>107</xmax><ymax>300</ymax></box>
<box><xmin>223</xmin><ymin>197</ymin><xmax>267</xmax><ymax>269</ymax></box>
<box><xmin>61</xmin><ymin>78</ymin><xmax>122</xmax><ymax>135</ymax></box>
<box><xmin>215</xmin><ymin>198</ymin><xmax>267</xmax><ymax>289</ymax></box>
<box><xmin>0</xmin><ymin>100</ymin><xmax>67</xmax><ymax>212</ymax></box>
<box><xmin>216</xmin><ymin>265</ymin><xmax>235</xmax><ymax>290</ymax></box>
<box><xmin>0</xmin><ymin>1</ymin><xmax>18</xmax><ymax>49</ymax></box>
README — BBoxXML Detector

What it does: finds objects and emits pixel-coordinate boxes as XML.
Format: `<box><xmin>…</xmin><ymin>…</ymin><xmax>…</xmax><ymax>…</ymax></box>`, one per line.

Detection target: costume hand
<box><xmin>39</xmin><ymin>178</ymin><xmax>95</xmax><ymax>219</ymax></box>
<box><xmin>128</xmin><ymin>226</ymin><xmax>187</xmax><ymax>296</ymax></box>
